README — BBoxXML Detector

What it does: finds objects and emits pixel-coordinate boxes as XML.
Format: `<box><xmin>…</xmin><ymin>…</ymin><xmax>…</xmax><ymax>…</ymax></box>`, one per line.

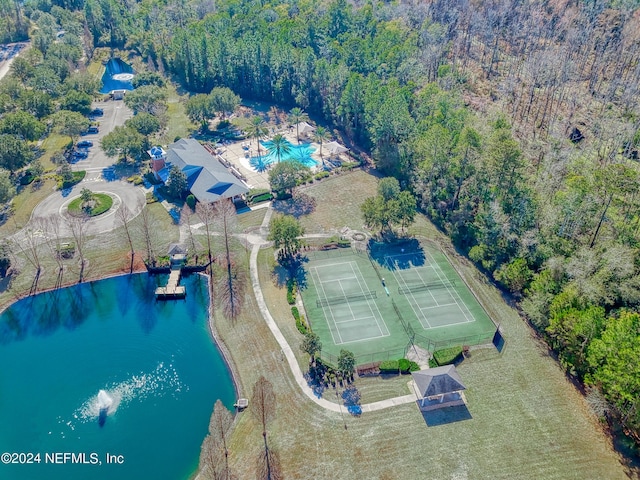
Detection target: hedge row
<box><xmin>287</xmin><ymin>280</ymin><xmax>296</xmax><ymax>305</ymax></box>
<box><xmin>249</xmin><ymin>192</ymin><xmax>272</xmax><ymax>204</ymax></box>
<box><xmin>291</xmin><ymin>306</ymin><xmax>308</xmax><ymax>335</ymax></box>
<box><xmin>432</xmin><ymin>346</ymin><xmax>463</xmax><ymax>366</ymax></box>
<box><xmin>379</xmin><ymin>358</ymin><xmax>420</xmax><ymax>374</ymax></box>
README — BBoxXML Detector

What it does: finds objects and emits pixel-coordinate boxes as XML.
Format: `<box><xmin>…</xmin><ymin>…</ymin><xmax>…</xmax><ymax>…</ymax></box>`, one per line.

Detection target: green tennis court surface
<box><xmin>301</xmin><ymin>242</ymin><xmax>497</xmax><ymax>363</ymax></box>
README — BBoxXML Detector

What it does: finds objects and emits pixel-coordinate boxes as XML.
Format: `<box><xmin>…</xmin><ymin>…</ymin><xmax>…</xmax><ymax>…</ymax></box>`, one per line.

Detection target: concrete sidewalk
<box><xmin>248</xmin><ymin>206</ymin><xmax>419</xmax><ymax>413</ymax></box>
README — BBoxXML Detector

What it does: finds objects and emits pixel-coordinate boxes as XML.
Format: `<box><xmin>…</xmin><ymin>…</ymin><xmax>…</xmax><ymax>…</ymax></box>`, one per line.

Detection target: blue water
<box><xmin>250</xmin><ymin>140</ymin><xmax>317</xmax><ymax>172</ymax></box>
<box><xmin>100</xmin><ymin>58</ymin><xmax>135</xmax><ymax>94</ymax></box>
<box><xmin>0</xmin><ymin>273</ymin><xmax>235</xmax><ymax>480</ymax></box>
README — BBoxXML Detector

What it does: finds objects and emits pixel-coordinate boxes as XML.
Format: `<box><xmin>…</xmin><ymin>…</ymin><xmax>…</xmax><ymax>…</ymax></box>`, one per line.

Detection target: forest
<box><xmin>1</xmin><ymin>0</ymin><xmax>640</xmax><ymax>449</ymax></box>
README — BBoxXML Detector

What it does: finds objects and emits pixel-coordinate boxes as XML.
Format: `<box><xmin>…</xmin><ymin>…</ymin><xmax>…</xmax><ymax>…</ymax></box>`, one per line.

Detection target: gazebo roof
<box><xmin>412</xmin><ymin>365</ymin><xmax>466</xmax><ymax>398</ymax></box>
<box><xmin>296</xmin><ymin>121</ymin><xmax>315</xmax><ymax>134</ymax></box>
<box><xmin>325</xmin><ymin>141</ymin><xmax>348</xmax><ymax>155</ymax></box>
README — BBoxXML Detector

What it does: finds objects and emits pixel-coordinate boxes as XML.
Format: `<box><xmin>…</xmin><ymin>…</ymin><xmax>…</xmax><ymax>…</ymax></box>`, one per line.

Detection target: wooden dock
<box><xmin>155</xmin><ymin>268</ymin><xmax>186</xmax><ymax>299</ymax></box>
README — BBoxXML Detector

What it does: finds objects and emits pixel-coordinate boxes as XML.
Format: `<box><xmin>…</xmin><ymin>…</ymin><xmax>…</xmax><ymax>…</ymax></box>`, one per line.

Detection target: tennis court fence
<box><xmin>316</xmin><ymin>291</ymin><xmax>377</xmax><ymax>307</ymax></box>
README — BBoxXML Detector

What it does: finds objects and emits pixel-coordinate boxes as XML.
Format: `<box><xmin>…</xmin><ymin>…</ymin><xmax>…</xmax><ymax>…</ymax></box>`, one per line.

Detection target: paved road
<box><xmin>27</xmin><ymin>180</ymin><xmax>146</xmax><ymax>237</ymax></box>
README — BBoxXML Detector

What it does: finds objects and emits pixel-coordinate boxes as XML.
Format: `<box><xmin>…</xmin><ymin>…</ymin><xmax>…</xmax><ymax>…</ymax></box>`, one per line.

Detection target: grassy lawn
<box><xmin>0</xmin><ymin>202</ymin><xmax>178</xmax><ymax>312</ymax></box>
<box><xmin>67</xmin><ymin>193</ymin><xmax>113</xmax><ymax>216</ymax></box>
<box><xmin>211</xmin><ymin>181</ymin><xmax>631</xmax><ymax>479</ymax></box>
<box><xmin>0</xmin><ymin>178</ymin><xmax>57</xmax><ymax>236</ymax></box>
<box><xmin>40</xmin><ymin>134</ymin><xmax>71</xmax><ymax>170</ymax></box>
<box><xmin>236</xmin><ymin>208</ymin><xmax>267</xmax><ymax>232</ymax></box>
<box><xmin>161</xmin><ymin>85</ymin><xmax>195</xmax><ymax>144</ymax></box>
<box><xmin>296</xmin><ymin>169</ymin><xmax>379</xmax><ymax>234</ymax></box>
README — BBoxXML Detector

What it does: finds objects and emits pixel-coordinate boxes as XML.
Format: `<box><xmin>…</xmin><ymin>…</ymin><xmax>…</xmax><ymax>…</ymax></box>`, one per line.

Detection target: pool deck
<box><xmin>216</xmin><ymin>129</ymin><xmax>347</xmax><ymax>191</ymax></box>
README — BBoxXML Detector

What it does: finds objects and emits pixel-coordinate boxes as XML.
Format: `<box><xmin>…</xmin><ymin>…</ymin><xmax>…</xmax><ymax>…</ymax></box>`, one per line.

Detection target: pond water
<box><xmin>100</xmin><ymin>58</ymin><xmax>135</xmax><ymax>94</ymax></box>
<box><xmin>0</xmin><ymin>273</ymin><xmax>235</xmax><ymax>480</ymax></box>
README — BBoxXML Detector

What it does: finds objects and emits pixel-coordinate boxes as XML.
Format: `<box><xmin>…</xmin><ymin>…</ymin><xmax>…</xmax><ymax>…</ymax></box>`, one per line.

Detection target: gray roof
<box><xmin>412</xmin><ymin>365</ymin><xmax>466</xmax><ymax>398</ymax></box>
<box><xmin>163</xmin><ymin>138</ymin><xmax>248</xmax><ymax>203</ymax></box>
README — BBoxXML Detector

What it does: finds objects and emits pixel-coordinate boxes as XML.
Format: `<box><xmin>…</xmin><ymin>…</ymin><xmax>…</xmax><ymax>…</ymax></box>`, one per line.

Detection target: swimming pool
<box><xmin>250</xmin><ymin>140</ymin><xmax>317</xmax><ymax>172</ymax></box>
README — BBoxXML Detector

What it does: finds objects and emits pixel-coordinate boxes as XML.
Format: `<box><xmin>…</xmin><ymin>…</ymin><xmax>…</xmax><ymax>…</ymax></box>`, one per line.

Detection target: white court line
<box><xmin>350</xmin><ymin>262</ymin><xmax>390</xmax><ymax>336</ymax></box>
<box><xmin>421</xmin><ymin>252</ymin><xmax>474</xmax><ymax>324</ymax></box>
<box><xmin>420</xmin><ymin>302</ymin><xmax>459</xmax><ymax>310</ymax></box>
<box><xmin>314</xmin><ymin>261</ymin><xmax>359</xmax><ymax>271</ymax></box>
<box><xmin>386</xmin><ymin>256</ymin><xmax>433</xmax><ymax>329</ymax></box>
<box><xmin>318</xmin><ymin>275</ymin><xmax>358</xmax><ymax>283</ymax></box>
<box><xmin>334</xmin><ymin>315</ymin><xmax>377</xmax><ymax>325</ymax></box>
<box><xmin>310</xmin><ymin>267</ymin><xmax>344</xmax><ymax>344</ymax></box>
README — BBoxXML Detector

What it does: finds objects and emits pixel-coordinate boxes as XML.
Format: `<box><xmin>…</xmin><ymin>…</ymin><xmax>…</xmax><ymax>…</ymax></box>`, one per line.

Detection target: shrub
<box><xmin>216</xmin><ymin>120</ymin><xmax>230</xmax><ymax>130</ymax></box>
<box><xmin>398</xmin><ymin>358</ymin><xmax>410</xmax><ymax>373</ymax></box>
<box><xmin>145</xmin><ymin>192</ymin><xmax>157</xmax><ymax>204</ymax></box>
<box><xmin>291</xmin><ymin>306</ymin><xmax>300</xmax><ymax>320</ymax></box>
<box><xmin>249</xmin><ymin>192</ymin><xmax>272</xmax><ymax>204</ymax></box>
<box><xmin>314</xmin><ymin>171</ymin><xmax>330</xmax><ymax>180</ymax></box>
<box><xmin>296</xmin><ymin>315</ymin><xmax>308</xmax><ymax>335</ymax></box>
<box><xmin>341</xmin><ymin>161</ymin><xmax>359</xmax><ymax>170</ymax></box>
<box><xmin>287</xmin><ymin>280</ymin><xmax>296</xmax><ymax>304</ymax></box>
<box><xmin>127</xmin><ymin>175</ymin><xmax>143</xmax><ymax>185</ymax></box>
<box><xmin>379</xmin><ymin>360</ymin><xmax>399</xmax><ymax>373</ymax></box>
<box><xmin>58</xmin><ymin>171</ymin><xmax>86</xmax><ymax>189</ymax></box>
<box><xmin>428</xmin><ymin>358</ymin><xmax>438</xmax><ymax>368</ymax></box>
<box><xmin>433</xmin><ymin>346</ymin><xmax>463</xmax><ymax>366</ymax></box>
<box><xmin>186</xmin><ymin>194</ymin><xmax>196</xmax><ymax>210</ymax></box>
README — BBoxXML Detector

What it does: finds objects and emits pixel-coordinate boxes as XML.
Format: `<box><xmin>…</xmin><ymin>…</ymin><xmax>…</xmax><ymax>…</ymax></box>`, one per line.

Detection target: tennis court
<box><xmin>309</xmin><ymin>261</ymin><xmax>389</xmax><ymax>344</ymax></box>
<box><xmin>385</xmin><ymin>252</ymin><xmax>474</xmax><ymax>330</ymax></box>
<box><xmin>301</xmin><ymin>243</ymin><xmax>498</xmax><ymax>363</ymax></box>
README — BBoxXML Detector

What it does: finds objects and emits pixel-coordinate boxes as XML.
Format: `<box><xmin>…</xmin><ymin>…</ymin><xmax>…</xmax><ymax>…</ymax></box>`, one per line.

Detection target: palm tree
<box><xmin>313</xmin><ymin>126</ymin><xmax>331</xmax><ymax>166</ymax></box>
<box><xmin>267</xmin><ymin>134</ymin><xmax>291</xmax><ymax>164</ymax></box>
<box><xmin>247</xmin><ymin>116</ymin><xmax>269</xmax><ymax>158</ymax></box>
<box><xmin>288</xmin><ymin>107</ymin><xmax>309</xmax><ymax>144</ymax></box>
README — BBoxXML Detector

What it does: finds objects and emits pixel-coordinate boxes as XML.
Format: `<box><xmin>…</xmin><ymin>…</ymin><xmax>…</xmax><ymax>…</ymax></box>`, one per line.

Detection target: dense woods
<box><xmin>3</xmin><ymin>0</ymin><xmax>640</xmax><ymax>449</ymax></box>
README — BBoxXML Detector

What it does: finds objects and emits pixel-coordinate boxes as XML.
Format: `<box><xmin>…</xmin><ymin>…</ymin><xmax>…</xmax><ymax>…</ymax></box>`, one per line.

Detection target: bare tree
<box><xmin>200</xmin><ymin>400</ymin><xmax>235</xmax><ymax>480</ymax></box>
<box><xmin>66</xmin><ymin>215</ymin><xmax>89</xmax><ymax>282</ymax></box>
<box><xmin>13</xmin><ymin>223</ymin><xmax>44</xmax><ymax>294</ymax></box>
<box><xmin>180</xmin><ymin>204</ymin><xmax>200</xmax><ymax>264</ymax></box>
<box><xmin>256</xmin><ymin>445</ymin><xmax>283</xmax><ymax>480</ymax></box>
<box><xmin>33</xmin><ymin>216</ymin><xmax>64</xmax><ymax>288</ymax></box>
<box><xmin>137</xmin><ymin>206</ymin><xmax>157</xmax><ymax>266</ymax></box>
<box><xmin>214</xmin><ymin>199</ymin><xmax>246</xmax><ymax>320</ymax></box>
<box><xmin>115</xmin><ymin>202</ymin><xmax>136</xmax><ymax>273</ymax></box>
<box><xmin>196</xmin><ymin>201</ymin><xmax>216</xmax><ymax>284</ymax></box>
<box><xmin>250</xmin><ymin>376</ymin><xmax>280</xmax><ymax>480</ymax></box>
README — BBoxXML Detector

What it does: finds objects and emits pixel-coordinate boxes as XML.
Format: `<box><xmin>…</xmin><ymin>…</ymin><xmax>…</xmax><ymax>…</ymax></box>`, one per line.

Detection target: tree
<box><xmin>288</xmin><ymin>107</ymin><xmax>309</xmax><ymax>144</ymax></box>
<box><xmin>50</xmin><ymin>110</ymin><xmax>90</xmax><ymax>146</ymax></box>
<box><xmin>361</xmin><ymin>178</ymin><xmax>416</xmax><ymax>235</ymax></box>
<box><xmin>0</xmin><ymin>168</ymin><xmax>16</xmax><ymax>203</ymax></box>
<box><xmin>185</xmin><ymin>93</ymin><xmax>214</xmax><ymax>130</ymax></box>
<box><xmin>101</xmin><ymin>126</ymin><xmax>147</xmax><ymax>163</ymax></box>
<box><xmin>58</xmin><ymin>160</ymin><xmax>73</xmax><ymax>184</ymax></box>
<box><xmin>115</xmin><ymin>202</ymin><xmax>136</xmax><ymax>273</ymax></box>
<box><xmin>196</xmin><ymin>201</ymin><xmax>216</xmax><ymax>283</ymax></box>
<box><xmin>80</xmin><ymin>187</ymin><xmax>94</xmax><ymax>212</ymax></box>
<box><xmin>301</xmin><ymin>331</ymin><xmax>322</xmax><ymax>363</ymax></box>
<box><xmin>167</xmin><ymin>165</ymin><xmax>188</xmax><ymax>199</ymax></box>
<box><xmin>587</xmin><ymin>310</ymin><xmax>640</xmax><ymax>435</ymax></box>
<box><xmin>125</xmin><ymin>113</ymin><xmax>161</xmax><ymax>137</ymax></box>
<box><xmin>313</xmin><ymin>126</ymin><xmax>331</xmax><ymax>159</ymax></box>
<box><xmin>337</xmin><ymin>349</ymin><xmax>356</xmax><ymax>379</ymax></box>
<box><xmin>123</xmin><ymin>85</ymin><xmax>167</xmax><ymax>115</ymax></box>
<box><xmin>0</xmin><ymin>111</ymin><xmax>45</xmax><ymax>141</ymax></box>
<box><xmin>132</xmin><ymin>71</ymin><xmax>166</xmax><ymax>89</ymax></box>
<box><xmin>268</xmin><ymin>161</ymin><xmax>310</xmax><ymax>195</ymax></box>
<box><xmin>266</xmin><ymin>134</ymin><xmax>291</xmax><ymax>164</ymax></box>
<box><xmin>494</xmin><ymin>257</ymin><xmax>533</xmax><ymax>294</ymax></box>
<box><xmin>208</xmin><ymin>87</ymin><xmax>240</xmax><ymax>119</ymax></box>
<box><xmin>60</xmin><ymin>90</ymin><xmax>92</xmax><ymax>115</ymax></box>
<box><xmin>0</xmin><ymin>133</ymin><xmax>34</xmax><ymax>172</ymax></box>
<box><xmin>66</xmin><ymin>214</ymin><xmax>88</xmax><ymax>282</ymax></box>
<box><xmin>138</xmin><ymin>205</ymin><xmax>157</xmax><ymax>266</ymax></box>
<box><xmin>19</xmin><ymin>90</ymin><xmax>52</xmax><ymax>119</ymax></box>
<box><xmin>63</xmin><ymin>72</ymin><xmax>100</xmax><ymax>96</ymax></box>
<box><xmin>214</xmin><ymin>198</ymin><xmax>246</xmax><ymax>321</ymax></box>
<box><xmin>200</xmin><ymin>399</ymin><xmax>235</xmax><ymax>480</ymax></box>
<box><xmin>268</xmin><ymin>214</ymin><xmax>304</xmax><ymax>260</ymax></box>
<box><xmin>250</xmin><ymin>376</ymin><xmax>282</xmax><ymax>480</ymax></box>
<box><xmin>247</xmin><ymin>116</ymin><xmax>268</xmax><ymax>158</ymax></box>
<box><xmin>0</xmin><ymin>240</ymin><xmax>11</xmax><ymax>277</ymax></box>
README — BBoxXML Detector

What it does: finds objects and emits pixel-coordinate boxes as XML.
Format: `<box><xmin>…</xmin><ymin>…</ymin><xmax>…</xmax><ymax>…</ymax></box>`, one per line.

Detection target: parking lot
<box><xmin>70</xmin><ymin>99</ymin><xmax>134</xmax><ymax>179</ymax></box>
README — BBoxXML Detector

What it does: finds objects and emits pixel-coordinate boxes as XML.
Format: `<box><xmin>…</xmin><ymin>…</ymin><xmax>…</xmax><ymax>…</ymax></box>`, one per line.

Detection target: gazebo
<box><xmin>411</xmin><ymin>365</ymin><xmax>467</xmax><ymax>410</ymax></box>
<box><xmin>295</xmin><ymin>121</ymin><xmax>315</xmax><ymax>137</ymax></box>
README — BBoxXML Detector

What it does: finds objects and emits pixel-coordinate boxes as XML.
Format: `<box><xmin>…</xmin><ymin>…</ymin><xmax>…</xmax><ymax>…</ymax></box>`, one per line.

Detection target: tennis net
<box><xmin>316</xmin><ymin>291</ymin><xmax>377</xmax><ymax>307</ymax></box>
<box><xmin>398</xmin><ymin>281</ymin><xmax>455</xmax><ymax>295</ymax></box>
